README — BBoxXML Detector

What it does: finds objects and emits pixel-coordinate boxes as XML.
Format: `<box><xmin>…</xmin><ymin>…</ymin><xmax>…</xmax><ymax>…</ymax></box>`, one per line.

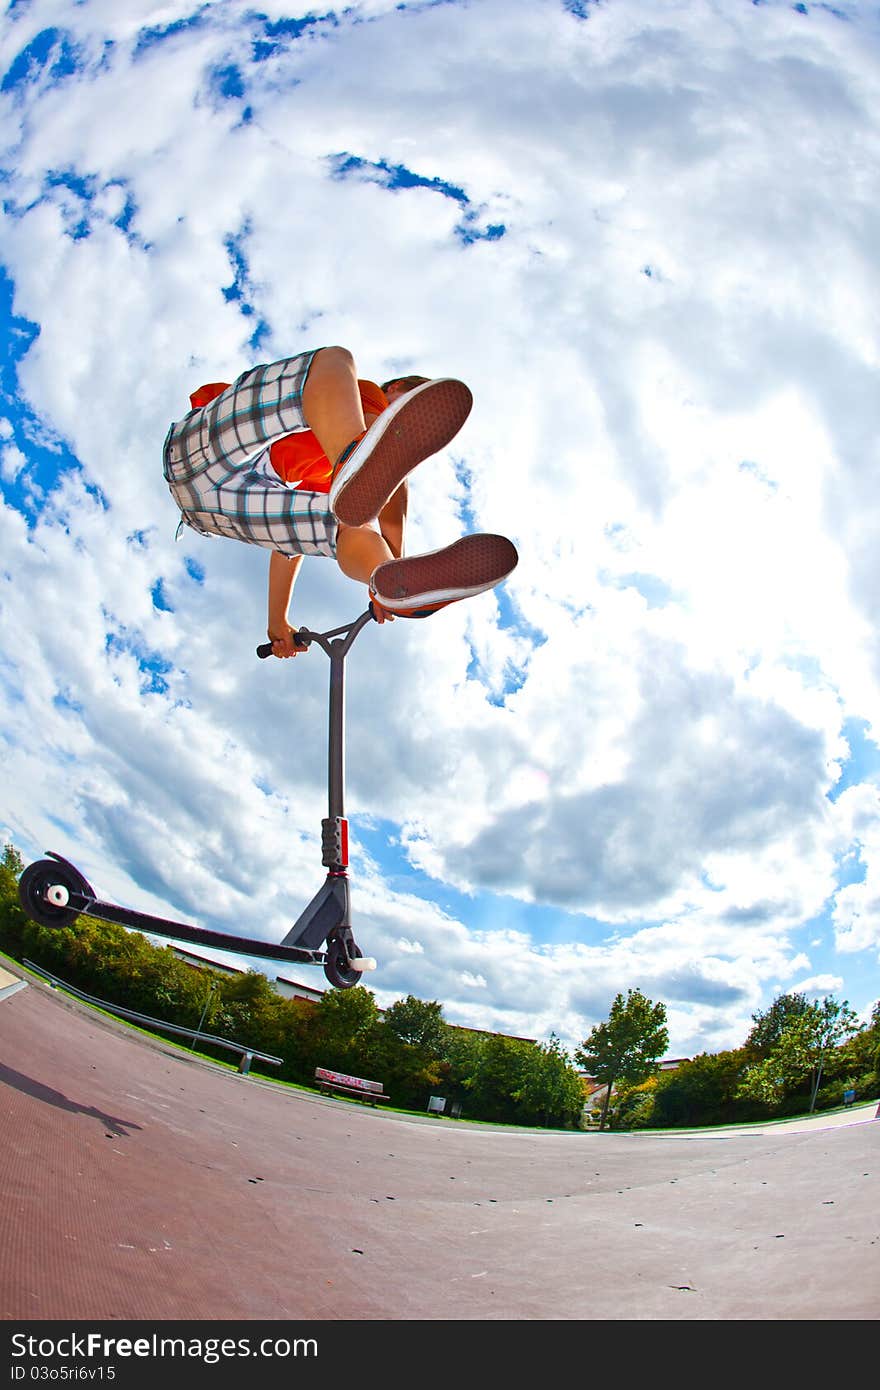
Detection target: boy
<box><xmin>164</xmin><ymin>347</ymin><xmax>517</xmax><ymax>657</ymax></box>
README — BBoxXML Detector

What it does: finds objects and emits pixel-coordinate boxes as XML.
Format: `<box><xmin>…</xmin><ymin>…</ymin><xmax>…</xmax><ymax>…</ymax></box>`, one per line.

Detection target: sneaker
<box><xmin>330</xmin><ymin>378</ymin><xmax>472</xmax><ymax>526</ymax></box>
<box><xmin>370</xmin><ymin>534</ymin><xmax>518</xmax><ymax>618</ymax></box>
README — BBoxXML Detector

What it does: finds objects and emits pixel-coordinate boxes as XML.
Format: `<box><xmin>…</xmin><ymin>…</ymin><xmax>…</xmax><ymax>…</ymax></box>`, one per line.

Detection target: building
<box><xmin>272</xmin><ymin>973</ymin><xmax>324</xmax><ymax>1004</ymax></box>
<box><xmin>169</xmin><ymin>945</ymin><xmax>322</xmax><ymax>1003</ymax></box>
<box><xmin>579</xmin><ymin>1058</ymin><xmax>689</xmax><ymax>1114</ymax></box>
<box><xmin>169</xmin><ymin>946</ymin><xmax>241</xmax><ymax>979</ymax></box>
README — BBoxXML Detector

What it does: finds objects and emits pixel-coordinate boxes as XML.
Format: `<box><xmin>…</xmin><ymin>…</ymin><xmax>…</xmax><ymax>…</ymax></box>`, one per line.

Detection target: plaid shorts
<box><xmin>163</xmin><ymin>352</ymin><xmax>338</xmax><ymax>558</ymax></box>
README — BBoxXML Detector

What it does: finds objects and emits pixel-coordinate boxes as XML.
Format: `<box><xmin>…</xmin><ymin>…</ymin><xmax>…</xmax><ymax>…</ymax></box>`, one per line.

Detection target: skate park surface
<box><xmin>1</xmin><ymin>969</ymin><xmax>877</xmax><ymax>1322</ymax></box>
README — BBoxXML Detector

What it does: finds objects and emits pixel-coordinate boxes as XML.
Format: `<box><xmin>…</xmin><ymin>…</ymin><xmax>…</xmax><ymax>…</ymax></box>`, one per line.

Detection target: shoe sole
<box><xmin>330</xmin><ymin>378</ymin><xmax>473</xmax><ymax>527</ymax></box>
<box><xmin>371</xmin><ymin>534</ymin><xmax>518</xmax><ymax>617</ymax></box>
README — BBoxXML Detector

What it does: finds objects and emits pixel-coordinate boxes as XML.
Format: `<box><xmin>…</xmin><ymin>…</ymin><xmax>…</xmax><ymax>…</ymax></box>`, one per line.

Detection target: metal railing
<box><xmin>23</xmin><ymin>959</ymin><xmax>282</xmax><ymax>1074</ymax></box>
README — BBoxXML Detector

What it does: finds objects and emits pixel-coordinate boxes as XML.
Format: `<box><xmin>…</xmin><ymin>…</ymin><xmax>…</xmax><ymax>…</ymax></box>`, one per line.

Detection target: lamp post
<box><xmin>191</xmin><ymin>977</ymin><xmax>218</xmax><ymax>1049</ymax></box>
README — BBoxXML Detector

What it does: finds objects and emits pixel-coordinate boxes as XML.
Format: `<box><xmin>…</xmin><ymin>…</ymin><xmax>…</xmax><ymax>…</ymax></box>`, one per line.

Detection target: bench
<box><xmin>315</xmin><ymin>1066</ymin><xmax>389</xmax><ymax>1105</ymax></box>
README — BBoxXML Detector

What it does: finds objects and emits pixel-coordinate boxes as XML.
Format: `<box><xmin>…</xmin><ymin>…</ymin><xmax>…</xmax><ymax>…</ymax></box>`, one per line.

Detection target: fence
<box><xmin>22</xmin><ymin>959</ymin><xmax>282</xmax><ymax>1075</ymax></box>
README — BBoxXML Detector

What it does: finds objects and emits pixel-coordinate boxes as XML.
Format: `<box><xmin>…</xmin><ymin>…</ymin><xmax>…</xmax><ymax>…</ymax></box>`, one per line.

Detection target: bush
<box><xmin>614</xmin><ymin>1077</ymin><xmax>658</xmax><ymax>1129</ymax></box>
<box><xmin>812</xmin><ymin>1070</ymin><xmax>879</xmax><ymax>1113</ymax></box>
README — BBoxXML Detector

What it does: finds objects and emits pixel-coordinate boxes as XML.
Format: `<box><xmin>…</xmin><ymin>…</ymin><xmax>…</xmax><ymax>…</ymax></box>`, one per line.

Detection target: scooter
<box><xmin>17</xmin><ymin>610</ymin><xmax>378</xmax><ymax>989</ymax></box>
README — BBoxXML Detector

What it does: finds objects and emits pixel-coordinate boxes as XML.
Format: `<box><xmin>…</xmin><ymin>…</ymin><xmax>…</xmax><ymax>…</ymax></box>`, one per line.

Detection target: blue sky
<box><xmin>2</xmin><ymin>0</ymin><xmax>880</xmax><ymax>1057</ymax></box>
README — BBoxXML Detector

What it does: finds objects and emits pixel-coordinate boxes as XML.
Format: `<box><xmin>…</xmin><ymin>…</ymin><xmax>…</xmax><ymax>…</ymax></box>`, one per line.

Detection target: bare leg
<box><xmin>335</xmin><ymin>524</ymin><xmax>397</xmax><ymax>623</ymax></box>
<box><xmin>266</xmin><ymin>525</ymin><xmax>397</xmax><ymax>659</ymax></box>
<box><xmin>335</xmin><ymin>523</ymin><xmax>393</xmax><ymax>581</ymax></box>
<box><xmin>377</xmin><ymin>479</ymin><xmax>408</xmax><ymax>559</ymax></box>
<box><xmin>301</xmin><ymin>346</ymin><xmax>365</xmax><ymax>465</ymax></box>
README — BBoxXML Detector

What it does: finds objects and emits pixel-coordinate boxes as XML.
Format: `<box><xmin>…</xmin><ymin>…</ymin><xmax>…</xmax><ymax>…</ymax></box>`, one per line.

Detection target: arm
<box><xmin>267</xmin><ymin>551</ymin><xmax>308</xmax><ymax>657</ymax></box>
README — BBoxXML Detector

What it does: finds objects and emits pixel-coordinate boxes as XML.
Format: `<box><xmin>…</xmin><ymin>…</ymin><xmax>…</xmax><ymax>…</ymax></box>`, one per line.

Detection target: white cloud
<box><xmin>830</xmin><ymin>783</ymin><xmax>880</xmax><ymax>958</ymax></box>
<box><xmin>788</xmin><ymin>972</ymin><xmax>846</xmax><ymax>1000</ymax></box>
<box><xmin>1</xmin><ymin>442</ymin><xmax>26</xmax><ymax>481</ymax></box>
<box><xmin>2</xmin><ymin>0</ymin><xmax>880</xmax><ymax>1057</ymax></box>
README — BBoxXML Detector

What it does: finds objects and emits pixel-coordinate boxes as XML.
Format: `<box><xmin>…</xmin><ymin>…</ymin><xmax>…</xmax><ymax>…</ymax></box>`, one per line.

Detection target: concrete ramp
<box><xmin>0</xmin><ymin>981</ymin><xmax>877</xmax><ymax>1321</ymax></box>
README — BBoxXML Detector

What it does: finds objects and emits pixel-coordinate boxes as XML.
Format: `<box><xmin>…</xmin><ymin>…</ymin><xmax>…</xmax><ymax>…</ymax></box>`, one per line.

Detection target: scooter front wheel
<box><xmin>323</xmin><ymin>938</ymin><xmax>364</xmax><ymax>989</ymax></box>
<box><xmin>18</xmin><ymin>858</ymin><xmax>88</xmax><ymax>930</ymax></box>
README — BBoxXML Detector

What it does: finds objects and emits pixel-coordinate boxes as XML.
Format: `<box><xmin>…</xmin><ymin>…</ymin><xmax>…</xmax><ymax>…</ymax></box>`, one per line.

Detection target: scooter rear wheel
<box><xmin>323</xmin><ymin>938</ymin><xmax>363</xmax><ymax>989</ymax></box>
<box><xmin>18</xmin><ymin>858</ymin><xmax>87</xmax><ymax>930</ymax></box>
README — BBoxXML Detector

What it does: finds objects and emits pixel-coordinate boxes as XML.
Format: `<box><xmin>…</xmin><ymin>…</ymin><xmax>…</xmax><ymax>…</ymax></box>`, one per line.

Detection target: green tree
<box><xmin>383</xmin><ymin>995</ymin><xmax>447</xmax><ymax>1054</ymax></box>
<box><xmin>194</xmin><ymin>969</ymin><xmax>279</xmax><ymax>1064</ymax></box>
<box><xmin>376</xmin><ymin>996</ymin><xmax>448</xmax><ymax>1109</ymax></box>
<box><xmin>465</xmin><ymin>1033</ymin><xmax>534</xmax><ymax>1124</ymax></box>
<box><xmin>0</xmin><ymin>844</ymin><xmax>31</xmax><ymax>956</ymax></box>
<box><xmin>575</xmin><ymin>988</ymin><xmax>669</xmax><ymax>1130</ymax></box>
<box><xmin>612</xmin><ymin>1074</ymin><xmax>660</xmax><ymax>1129</ymax></box>
<box><xmin>303</xmin><ymin>985</ymin><xmax>383</xmax><ymax>1079</ymax></box>
<box><xmin>745</xmin><ymin>992</ymin><xmax>811</xmax><ymax>1058</ymax></box>
<box><xmin>649</xmin><ymin>1049</ymin><xmax>748</xmax><ymax>1128</ymax></box>
<box><xmin>2</xmin><ymin>844</ymin><xmax>24</xmax><ymax>877</ymax></box>
<box><xmin>439</xmin><ymin>1026</ymin><xmax>487</xmax><ymax>1115</ymax></box>
<box><xmin>738</xmin><ymin>995</ymin><xmax>861</xmax><ymax>1112</ymax></box>
<box><xmin>513</xmin><ymin>1033</ymin><xmax>585</xmax><ymax>1128</ymax></box>
<box><xmin>857</xmin><ymin>1000</ymin><xmax>880</xmax><ymax>1083</ymax></box>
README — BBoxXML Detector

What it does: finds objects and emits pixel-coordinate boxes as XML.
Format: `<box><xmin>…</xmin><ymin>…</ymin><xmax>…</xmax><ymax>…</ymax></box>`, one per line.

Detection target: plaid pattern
<box><xmin>163</xmin><ymin>352</ymin><xmax>338</xmax><ymax>558</ymax></box>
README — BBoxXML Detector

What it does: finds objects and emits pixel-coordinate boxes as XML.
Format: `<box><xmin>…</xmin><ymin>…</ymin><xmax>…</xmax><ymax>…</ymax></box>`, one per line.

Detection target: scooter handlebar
<box><xmin>256</xmin><ymin>606</ymin><xmax>376</xmax><ymax>659</ymax></box>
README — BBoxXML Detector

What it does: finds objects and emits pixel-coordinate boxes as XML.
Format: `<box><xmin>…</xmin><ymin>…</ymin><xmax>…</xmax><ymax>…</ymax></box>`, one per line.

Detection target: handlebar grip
<box><xmin>256</xmin><ymin>631</ymin><xmax>313</xmax><ymax>659</ymax></box>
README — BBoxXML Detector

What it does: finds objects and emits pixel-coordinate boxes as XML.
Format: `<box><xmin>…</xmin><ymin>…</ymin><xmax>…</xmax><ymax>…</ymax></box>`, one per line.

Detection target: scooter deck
<box><xmin>49</xmin><ymin>891</ymin><xmax>327</xmax><ymax>967</ymax></box>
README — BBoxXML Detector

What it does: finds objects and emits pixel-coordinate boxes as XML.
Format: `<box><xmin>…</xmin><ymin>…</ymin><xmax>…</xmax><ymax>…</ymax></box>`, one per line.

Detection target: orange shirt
<box><xmin>188</xmin><ymin>379</ymin><xmax>388</xmax><ymax>493</ymax></box>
